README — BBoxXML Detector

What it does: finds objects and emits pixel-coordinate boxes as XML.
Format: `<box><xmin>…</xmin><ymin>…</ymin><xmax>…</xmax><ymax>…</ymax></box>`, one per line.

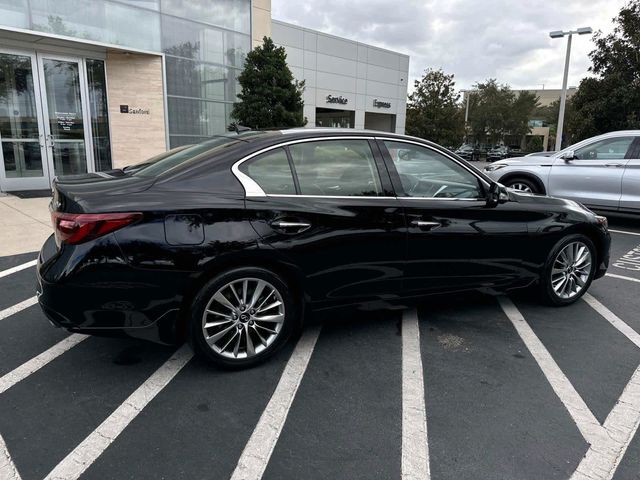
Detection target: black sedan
<box><xmin>454</xmin><ymin>144</ymin><xmax>479</xmax><ymax>161</ymax></box>
<box><xmin>37</xmin><ymin>129</ymin><xmax>611</xmax><ymax>367</ymax></box>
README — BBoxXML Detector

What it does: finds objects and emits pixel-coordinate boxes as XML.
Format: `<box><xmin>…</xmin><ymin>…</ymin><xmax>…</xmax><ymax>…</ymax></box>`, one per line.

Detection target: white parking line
<box><xmin>0</xmin><ymin>334</ymin><xmax>88</xmax><ymax>395</ymax></box>
<box><xmin>571</xmin><ymin>365</ymin><xmax>640</xmax><ymax>480</ymax></box>
<box><xmin>230</xmin><ymin>325</ymin><xmax>321</xmax><ymax>480</ymax></box>
<box><xmin>609</xmin><ymin>229</ymin><xmax>640</xmax><ymax>237</ymax></box>
<box><xmin>401</xmin><ymin>309</ymin><xmax>430</xmax><ymax>480</ymax></box>
<box><xmin>497</xmin><ymin>297</ymin><xmax>604</xmax><ymax>445</ymax></box>
<box><xmin>606</xmin><ymin>272</ymin><xmax>640</xmax><ymax>284</ymax></box>
<box><xmin>0</xmin><ymin>433</ymin><xmax>21</xmax><ymax>480</ymax></box>
<box><xmin>0</xmin><ymin>260</ymin><xmax>37</xmax><ymax>279</ymax></box>
<box><xmin>44</xmin><ymin>345</ymin><xmax>192</xmax><ymax>480</ymax></box>
<box><xmin>583</xmin><ymin>293</ymin><xmax>640</xmax><ymax>349</ymax></box>
<box><xmin>0</xmin><ymin>297</ymin><xmax>38</xmax><ymax>322</ymax></box>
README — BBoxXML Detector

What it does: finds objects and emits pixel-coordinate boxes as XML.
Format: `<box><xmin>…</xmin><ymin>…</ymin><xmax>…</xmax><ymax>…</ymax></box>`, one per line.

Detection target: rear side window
<box><xmin>239</xmin><ymin>148</ymin><xmax>296</xmax><ymax>195</ymax></box>
<box><xmin>288</xmin><ymin>139</ymin><xmax>383</xmax><ymax>196</ymax></box>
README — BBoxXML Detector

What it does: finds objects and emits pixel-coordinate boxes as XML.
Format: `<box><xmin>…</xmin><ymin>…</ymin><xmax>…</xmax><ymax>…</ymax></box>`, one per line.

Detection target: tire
<box><xmin>189</xmin><ymin>267</ymin><xmax>300</xmax><ymax>368</ymax></box>
<box><xmin>503</xmin><ymin>177</ymin><xmax>540</xmax><ymax>194</ymax></box>
<box><xmin>539</xmin><ymin>234</ymin><xmax>596</xmax><ymax>306</ymax></box>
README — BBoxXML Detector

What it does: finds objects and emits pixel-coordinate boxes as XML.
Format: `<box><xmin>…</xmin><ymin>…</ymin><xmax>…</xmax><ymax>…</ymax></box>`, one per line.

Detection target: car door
<box><xmin>619</xmin><ymin>137</ymin><xmax>640</xmax><ymax>213</ymax></box>
<box><xmin>239</xmin><ymin>137</ymin><xmax>407</xmax><ymax>308</ymax></box>
<box><xmin>378</xmin><ymin>138</ymin><xmax>541</xmax><ymax>295</ymax></box>
<box><xmin>548</xmin><ymin>135</ymin><xmax>636</xmax><ymax>210</ymax></box>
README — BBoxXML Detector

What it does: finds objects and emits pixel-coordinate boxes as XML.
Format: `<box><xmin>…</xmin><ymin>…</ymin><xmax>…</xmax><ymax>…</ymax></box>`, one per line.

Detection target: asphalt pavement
<box><xmin>1</xmin><ymin>219</ymin><xmax>640</xmax><ymax>480</ymax></box>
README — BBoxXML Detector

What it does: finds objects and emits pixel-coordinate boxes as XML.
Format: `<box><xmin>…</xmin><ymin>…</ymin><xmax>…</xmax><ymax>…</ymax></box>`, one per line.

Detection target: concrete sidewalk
<box><xmin>0</xmin><ymin>194</ymin><xmax>52</xmax><ymax>257</ymax></box>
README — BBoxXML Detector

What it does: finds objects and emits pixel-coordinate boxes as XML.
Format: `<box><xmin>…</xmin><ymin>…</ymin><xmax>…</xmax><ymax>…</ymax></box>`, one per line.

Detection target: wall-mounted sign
<box><xmin>326</xmin><ymin>95</ymin><xmax>348</xmax><ymax>105</ymax></box>
<box><xmin>373</xmin><ymin>99</ymin><xmax>391</xmax><ymax>109</ymax></box>
<box><xmin>120</xmin><ymin>104</ymin><xmax>150</xmax><ymax>115</ymax></box>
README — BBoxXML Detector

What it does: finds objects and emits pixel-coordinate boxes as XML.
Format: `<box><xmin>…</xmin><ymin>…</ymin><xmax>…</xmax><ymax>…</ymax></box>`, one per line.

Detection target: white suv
<box><xmin>484</xmin><ymin>130</ymin><xmax>640</xmax><ymax>215</ymax></box>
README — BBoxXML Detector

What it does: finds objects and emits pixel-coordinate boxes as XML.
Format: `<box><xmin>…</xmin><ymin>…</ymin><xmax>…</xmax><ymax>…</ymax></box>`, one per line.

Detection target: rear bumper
<box><xmin>36</xmin><ymin>234</ymin><xmax>185</xmax><ymax>345</ymax></box>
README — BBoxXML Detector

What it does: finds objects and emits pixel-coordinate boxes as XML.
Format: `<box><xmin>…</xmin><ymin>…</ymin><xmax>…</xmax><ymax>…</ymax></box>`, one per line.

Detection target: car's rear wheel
<box><xmin>503</xmin><ymin>177</ymin><xmax>539</xmax><ymax>194</ymax></box>
<box><xmin>540</xmin><ymin>234</ymin><xmax>596</xmax><ymax>306</ymax></box>
<box><xmin>189</xmin><ymin>267</ymin><xmax>298</xmax><ymax>368</ymax></box>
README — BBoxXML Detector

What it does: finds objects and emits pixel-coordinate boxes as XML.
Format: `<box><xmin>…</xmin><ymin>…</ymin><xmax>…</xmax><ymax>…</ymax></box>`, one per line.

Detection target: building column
<box><xmin>355</xmin><ymin>110</ymin><xmax>365</xmax><ymax>130</ymax></box>
<box><xmin>252</xmin><ymin>0</ymin><xmax>272</xmax><ymax>48</ymax></box>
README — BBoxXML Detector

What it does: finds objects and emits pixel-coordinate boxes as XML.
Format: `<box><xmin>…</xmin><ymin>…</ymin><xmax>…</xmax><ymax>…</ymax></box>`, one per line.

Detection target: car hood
<box><xmin>492</xmin><ymin>155</ymin><xmax>557</xmax><ymax>167</ymax></box>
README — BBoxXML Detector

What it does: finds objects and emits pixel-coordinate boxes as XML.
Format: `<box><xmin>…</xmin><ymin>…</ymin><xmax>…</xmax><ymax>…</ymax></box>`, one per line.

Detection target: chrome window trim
<box><xmin>263</xmin><ymin>194</ymin><xmax>398</xmax><ymax>200</ymax></box>
<box><xmin>232</xmin><ymin>136</ymin><xmax>378</xmax><ymax>198</ymax></box>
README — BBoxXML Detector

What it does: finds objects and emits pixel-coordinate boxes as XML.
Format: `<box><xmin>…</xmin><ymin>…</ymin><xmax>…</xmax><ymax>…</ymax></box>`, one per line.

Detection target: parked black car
<box><xmin>455</xmin><ymin>144</ymin><xmax>480</xmax><ymax>161</ymax></box>
<box><xmin>37</xmin><ymin>129</ymin><xmax>611</xmax><ymax>367</ymax></box>
<box><xmin>487</xmin><ymin>146</ymin><xmax>510</xmax><ymax>162</ymax></box>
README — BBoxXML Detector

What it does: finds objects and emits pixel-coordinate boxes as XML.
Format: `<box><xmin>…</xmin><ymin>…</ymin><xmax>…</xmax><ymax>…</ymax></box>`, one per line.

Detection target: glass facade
<box><xmin>0</xmin><ymin>0</ymin><xmax>252</xmax><ymax>149</ymax></box>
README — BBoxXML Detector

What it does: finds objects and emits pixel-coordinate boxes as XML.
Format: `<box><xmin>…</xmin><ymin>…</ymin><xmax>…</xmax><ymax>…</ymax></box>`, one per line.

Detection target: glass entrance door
<box><xmin>0</xmin><ymin>50</ymin><xmax>51</xmax><ymax>190</ymax></box>
<box><xmin>0</xmin><ymin>50</ymin><xmax>96</xmax><ymax>192</ymax></box>
<box><xmin>37</xmin><ymin>54</ymin><xmax>92</xmax><ymax>178</ymax></box>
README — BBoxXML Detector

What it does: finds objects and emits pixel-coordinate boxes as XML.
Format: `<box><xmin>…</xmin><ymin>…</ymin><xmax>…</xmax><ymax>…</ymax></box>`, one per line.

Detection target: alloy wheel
<box><xmin>509</xmin><ymin>182</ymin><xmax>533</xmax><ymax>193</ymax></box>
<box><xmin>201</xmin><ymin>278</ymin><xmax>285</xmax><ymax>359</ymax></box>
<box><xmin>551</xmin><ymin>241</ymin><xmax>592</xmax><ymax>299</ymax></box>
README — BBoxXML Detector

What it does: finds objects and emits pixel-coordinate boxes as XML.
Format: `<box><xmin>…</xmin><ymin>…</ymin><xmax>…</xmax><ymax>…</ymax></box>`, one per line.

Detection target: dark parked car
<box><xmin>487</xmin><ymin>146</ymin><xmax>509</xmax><ymax>162</ymax></box>
<box><xmin>37</xmin><ymin>129</ymin><xmax>611</xmax><ymax>367</ymax></box>
<box><xmin>455</xmin><ymin>144</ymin><xmax>479</xmax><ymax>161</ymax></box>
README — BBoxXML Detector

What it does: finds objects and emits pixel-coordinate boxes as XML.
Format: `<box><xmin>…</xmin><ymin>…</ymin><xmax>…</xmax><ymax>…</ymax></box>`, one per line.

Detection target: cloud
<box><xmin>272</xmin><ymin>0</ymin><xmax>625</xmax><ymax>91</ymax></box>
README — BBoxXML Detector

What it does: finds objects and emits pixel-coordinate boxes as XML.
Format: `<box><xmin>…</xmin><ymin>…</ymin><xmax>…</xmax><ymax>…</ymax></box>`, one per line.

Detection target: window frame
<box><xmin>232</xmin><ymin>136</ymin><xmax>395</xmax><ymax>199</ymax></box>
<box><xmin>375</xmin><ymin>138</ymin><xmax>490</xmax><ymax>201</ymax></box>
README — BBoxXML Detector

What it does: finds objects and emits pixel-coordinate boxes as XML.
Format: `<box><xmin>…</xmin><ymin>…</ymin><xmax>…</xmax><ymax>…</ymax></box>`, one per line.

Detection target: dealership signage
<box><xmin>326</xmin><ymin>94</ymin><xmax>348</xmax><ymax>105</ymax></box>
<box><xmin>373</xmin><ymin>99</ymin><xmax>391</xmax><ymax>109</ymax></box>
<box><xmin>120</xmin><ymin>104</ymin><xmax>150</xmax><ymax>115</ymax></box>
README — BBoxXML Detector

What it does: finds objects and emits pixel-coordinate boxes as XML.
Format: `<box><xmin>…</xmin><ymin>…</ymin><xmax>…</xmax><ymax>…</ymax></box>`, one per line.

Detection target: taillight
<box><xmin>51</xmin><ymin>212</ymin><xmax>142</xmax><ymax>245</ymax></box>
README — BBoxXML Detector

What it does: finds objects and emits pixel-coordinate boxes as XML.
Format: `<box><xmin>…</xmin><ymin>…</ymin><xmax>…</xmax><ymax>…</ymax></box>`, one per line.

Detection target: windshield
<box><xmin>133</xmin><ymin>132</ymin><xmax>267</xmax><ymax>177</ymax></box>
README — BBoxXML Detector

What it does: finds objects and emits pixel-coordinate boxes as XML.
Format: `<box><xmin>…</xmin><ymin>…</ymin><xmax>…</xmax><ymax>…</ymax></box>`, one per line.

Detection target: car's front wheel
<box><xmin>189</xmin><ymin>267</ymin><xmax>299</xmax><ymax>368</ymax></box>
<box><xmin>540</xmin><ymin>234</ymin><xmax>596</xmax><ymax>306</ymax></box>
<box><xmin>503</xmin><ymin>177</ymin><xmax>540</xmax><ymax>194</ymax></box>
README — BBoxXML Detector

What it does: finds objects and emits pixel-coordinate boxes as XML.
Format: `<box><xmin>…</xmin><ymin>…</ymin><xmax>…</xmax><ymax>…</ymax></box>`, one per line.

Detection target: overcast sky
<box><xmin>272</xmin><ymin>0</ymin><xmax>625</xmax><ymax>92</ymax></box>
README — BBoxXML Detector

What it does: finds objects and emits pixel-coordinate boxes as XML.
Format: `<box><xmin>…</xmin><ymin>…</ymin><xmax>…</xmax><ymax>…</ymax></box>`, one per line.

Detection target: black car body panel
<box><xmin>37</xmin><ymin>129</ymin><xmax>611</xmax><ymax>345</ymax></box>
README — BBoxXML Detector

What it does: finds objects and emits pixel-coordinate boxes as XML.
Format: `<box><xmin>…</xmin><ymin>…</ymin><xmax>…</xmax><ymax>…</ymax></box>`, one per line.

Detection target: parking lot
<box><xmin>1</xmin><ymin>220</ymin><xmax>640</xmax><ymax>480</ymax></box>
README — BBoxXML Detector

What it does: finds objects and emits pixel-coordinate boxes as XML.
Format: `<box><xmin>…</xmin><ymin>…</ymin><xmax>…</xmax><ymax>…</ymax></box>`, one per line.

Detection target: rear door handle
<box><xmin>270</xmin><ymin>220</ymin><xmax>311</xmax><ymax>233</ymax></box>
<box><xmin>411</xmin><ymin>220</ymin><xmax>441</xmax><ymax>230</ymax></box>
<box><xmin>605</xmin><ymin>163</ymin><xmax>624</xmax><ymax>168</ymax></box>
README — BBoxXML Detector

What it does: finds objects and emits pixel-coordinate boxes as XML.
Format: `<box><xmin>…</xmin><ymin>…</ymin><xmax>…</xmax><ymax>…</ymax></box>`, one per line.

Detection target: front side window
<box><xmin>239</xmin><ymin>148</ymin><xmax>295</xmax><ymax>195</ymax></box>
<box><xmin>384</xmin><ymin>141</ymin><xmax>482</xmax><ymax>199</ymax></box>
<box><xmin>573</xmin><ymin>137</ymin><xmax>634</xmax><ymax>160</ymax></box>
<box><xmin>288</xmin><ymin>139</ymin><xmax>383</xmax><ymax>196</ymax></box>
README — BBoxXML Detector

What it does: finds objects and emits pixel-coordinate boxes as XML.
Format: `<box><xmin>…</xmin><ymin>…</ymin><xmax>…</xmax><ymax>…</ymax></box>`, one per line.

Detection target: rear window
<box><xmin>133</xmin><ymin>132</ymin><xmax>267</xmax><ymax>177</ymax></box>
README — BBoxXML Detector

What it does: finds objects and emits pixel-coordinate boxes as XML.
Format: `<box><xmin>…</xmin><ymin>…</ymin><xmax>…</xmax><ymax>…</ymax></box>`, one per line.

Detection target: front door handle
<box><xmin>411</xmin><ymin>220</ymin><xmax>441</xmax><ymax>230</ymax></box>
<box><xmin>270</xmin><ymin>220</ymin><xmax>311</xmax><ymax>233</ymax></box>
<box><xmin>604</xmin><ymin>163</ymin><xmax>624</xmax><ymax>168</ymax></box>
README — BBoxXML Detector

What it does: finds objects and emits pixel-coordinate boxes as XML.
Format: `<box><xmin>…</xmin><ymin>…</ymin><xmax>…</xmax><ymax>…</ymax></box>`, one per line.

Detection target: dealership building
<box><xmin>0</xmin><ymin>0</ymin><xmax>409</xmax><ymax>192</ymax></box>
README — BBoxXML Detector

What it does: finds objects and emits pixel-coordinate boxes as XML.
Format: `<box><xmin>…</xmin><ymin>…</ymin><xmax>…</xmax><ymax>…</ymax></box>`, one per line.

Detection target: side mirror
<box><xmin>486</xmin><ymin>182</ymin><xmax>508</xmax><ymax>207</ymax></box>
<box><xmin>561</xmin><ymin>150</ymin><xmax>576</xmax><ymax>161</ymax></box>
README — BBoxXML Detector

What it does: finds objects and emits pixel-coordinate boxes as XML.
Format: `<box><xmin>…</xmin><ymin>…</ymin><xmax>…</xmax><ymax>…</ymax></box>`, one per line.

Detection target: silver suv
<box><xmin>484</xmin><ymin>131</ymin><xmax>640</xmax><ymax>214</ymax></box>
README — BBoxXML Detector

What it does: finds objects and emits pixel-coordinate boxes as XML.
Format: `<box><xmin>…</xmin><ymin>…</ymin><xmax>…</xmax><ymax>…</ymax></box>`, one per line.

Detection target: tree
<box><xmin>405</xmin><ymin>69</ymin><xmax>464</xmax><ymax>147</ymax></box>
<box><xmin>568</xmin><ymin>1</ymin><xmax>640</xmax><ymax>140</ymax></box>
<box><xmin>231</xmin><ymin>37</ymin><xmax>306</xmax><ymax>129</ymax></box>
<box><xmin>467</xmin><ymin>79</ymin><xmax>538</xmax><ymax>145</ymax></box>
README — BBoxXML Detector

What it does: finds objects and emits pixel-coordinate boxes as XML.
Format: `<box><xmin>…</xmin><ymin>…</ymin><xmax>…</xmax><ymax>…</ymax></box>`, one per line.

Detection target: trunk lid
<box><xmin>51</xmin><ymin>172</ymin><xmax>156</xmax><ymax>214</ymax></box>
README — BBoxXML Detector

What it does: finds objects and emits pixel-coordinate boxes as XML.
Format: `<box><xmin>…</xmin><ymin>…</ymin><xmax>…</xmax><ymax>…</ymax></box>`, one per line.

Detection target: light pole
<box><xmin>461</xmin><ymin>89</ymin><xmax>476</xmax><ymax>144</ymax></box>
<box><xmin>549</xmin><ymin>27</ymin><xmax>592</xmax><ymax>151</ymax></box>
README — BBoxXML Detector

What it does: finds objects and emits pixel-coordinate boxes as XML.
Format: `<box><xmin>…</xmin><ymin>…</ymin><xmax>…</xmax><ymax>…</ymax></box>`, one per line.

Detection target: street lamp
<box><xmin>549</xmin><ymin>26</ymin><xmax>593</xmax><ymax>151</ymax></box>
<box><xmin>460</xmin><ymin>89</ymin><xmax>477</xmax><ymax>143</ymax></box>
